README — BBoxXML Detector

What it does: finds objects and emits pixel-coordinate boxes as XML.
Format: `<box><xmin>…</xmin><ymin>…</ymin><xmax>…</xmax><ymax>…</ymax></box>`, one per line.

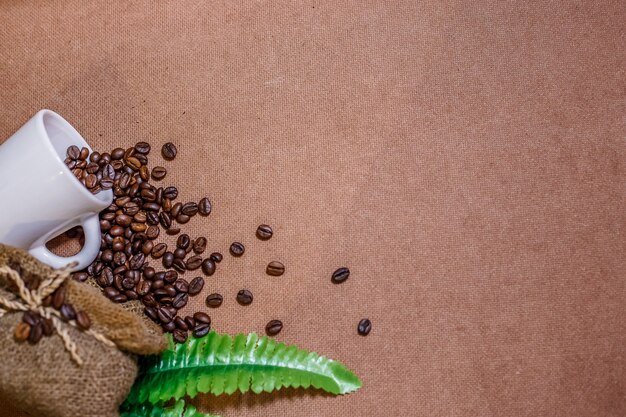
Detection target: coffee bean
<box><xmin>331</xmin><ymin>267</ymin><xmax>350</xmax><ymax>284</ymax></box>
<box><xmin>236</xmin><ymin>290</ymin><xmax>253</xmax><ymax>305</ymax></box>
<box><xmin>67</xmin><ymin>145</ymin><xmax>80</xmax><ymax>160</ymax></box>
<box><xmin>185</xmin><ymin>255</ymin><xmax>203</xmax><ymax>270</ymax></box>
<box><xmin>122</xmin><ymin>276</ymin><xmax>135</xmax><ymax>290</ymax></box>
<box><xmin>123</xmin><ymin>201</ymin><xmax>140</xmax><ymax>216</ymax></box>
<box><xmin>230</xmin><ymin>242</ymin><xmax>245</xmax><ymax>257</ymax></box>
<box><xmin>125</xmin><ymin>156</ymin><xmax>142</xmax><ymax>171</ymax></box>
<box><xmin>163</xmin><ymin>186</ymin><xmax>178</xmax><ymax>200</ymax></box>
<box><xmin>181</xmin><ymin>202</ymin><xmax>198</xmax><ymax>216</ymax></box>
<box><xmin>205</xmin><ymin>292</ymin><xmax>223</xmax><ymax>307</ymax></box>
<box><xmin>164</xmin><ymin>270</ymin><xmax>178</xmax><ymax>284</ymax></box>
<box><xmin>143</xmin><ymin>266</ymin><xmax>156</xmax><ymax>280</ymax></box>
<box><xmin>135</xmin><ymin>141</ymin><xmax>151</xmax><ymax>154</ymax></box>
<box><xmin>209</xmin><ymin>253</ymin><xmax>223</xmax><ymax>264</ymax></box>
<box><xmin>151</xmin><ymin>166</ymin><xmax>167</xmax><ymax>181</ymax></box>
<box><xmin>146</xmin><ymin>225</ymin><xmax>160</xmax><ymax>239</ymax></box>
<box><xmin>191</xmin><ymin>237</ymin><xmax>207</xmax><ymax>254</ymax></box>
<box><xmin>42</xmin><ymin>318</ymin><xmax>54</xmax><ymax>336</ymax></box>
<box><xmin>174</xmin><ymin>279</ymin><xmax>189</xmax><ymax>293</ymax></box>
<box><xmin>256</xmin><ymin>224</ymin><xmax>273</xmax><ymax>240</ymax></box>
<box><xmin>142</xmin><ymin>240</ymin><xmax>154</xmax><ymax>255</ymax></box>
<box><xmin>266</xmin><ymin>261</ymin><xmax>285</xmax><ymax>276</ymax></box>
<box><xmin>201</xmin><ymin>258</ymin><xmax>216</xmax><ymax>276</ymax></box>
<box><xmin>60</xmin><ymin>304</ymin><xmax>77</xmax><ymax>321</ymax></box>
<box><xmin>162</xmin><ymin>142</ymin><xmax>177</xmax><ymax>160</ymax></box>
<box><xmin>103</xmin><ymin>287</ymin><xmax>120</xmax><ymax>299</ymax></box>
<box><xmin>75</xmin><ymin>311</ymin><xmax>91</xmax><ymax>330</ymax></box>
<box><xmin>152</xmin><ymin>243</ymin><xmax>167</xmax><ymax>258</ymax></box>
<box><xmin>22</xmin><ymin>311</ymin><xmax>41</xmax><ymax>327</ymax></box>
<box><xmin>265</xmin><ymin>320</ymin><xmax>283</xmax><ymax>336</ymax></box>
<box><xmin>193</xmin><ymin>323</ymin><xmax>210</xmax><ymax>338</ymax></box>
<box><xmin>100</xmin><ymin>178</ymin><xmax>114</xmax><ymax>189</ymax></box>
<box><xmin>111</xmin><ymin>147</ymin><xmax>125</xmax><ymax>160</ymax></box>
<box><xmin>184</xmin><ymin>315</ymin><xmax>196</xmax><ymax>328</ymax></box>
<box><xmin>172</xmin><ymin>293</ymin><xmax>189</xmax><ymax>309</ymax></box>
<box><xmin>170</xmin><ymin>203</ymin><xmax>182</xmax><ymax>219</ymax></box>
<box><xmin>166</xmin><ymin>227</ymin><xmax>181</xmax><ymax>235</ymax></box>
<box><xmin>172</xmin><ymin>259</ymin><xmax>187</xmax><ymax>273</ymax></box>
<box><xmin>163</xmin><ymin>252</ymin><xmax>174</xmax><ymax>268</ymax></box>
<box><xmin>198</xmin><ymin>198</ymin><xmax>211</xmax><ymax>216</ymax></box>
<box><xmin>97</xmin><ymin>268</ymin><xmax>114</xmax><ymax>287</ymax></box>
<box><xmin>28</xmin><ymin>323</ymin><xmax>43</xmax><ymax>344</ymax></box>
<box><xmin>14</xmin><ymin>321</ymin><xmax>32</xmax><ymax>342</ymax></box>
<box><xmin>110</xmin><ymin>225</ymin><xmax>124</xmax><ymax>237</ymax></box>
<box><xmin>146</xmin><ymin>211</ymin><xmax>159</xmax><ymax>225</ymax></box>
<box><xmin>84</xmin><ymin>174</ymin><xmax>98</xmax><ymax>189</ymax></box>
<box><xmin>188</xmin><ymin>277</ymin><xmax>205</xmax><ymax>295</ymax></box>
<box><xmin>157</xmin><ymin>307</ymin><xmax>173</xmax><ymax>323</ymax></box>
<box><xmin>358</xmin><ymin>318</ymin><xmax>371</xmax><ymax>336</ymax></box>
<box><xmin>73</xmin><ymin>272</ymin><xmax>89</xmax><ymax>282</ymax></box>
<box><xmin>162</xmin><ymin>321</ymin><xmax>176</xmax><ymax>332</ymax></box>
<box><xmin>159</xmin><ymin>212</ymin><xmax>171</xmax><ymax>229</ymax></box>
<box><xmin>129</xmin><ymin>253</ymin><xmax>145</xmax><ymax>270</ymax></box>
<box><xmin>176</xmin><ymin>234</ymin><xmax>190</xmax><ymax>250</ymax></box>
<box><xmin>111</xmin><ymin>294</ymin><xmax>128</xmax><ymax>303</ymax></box>
<box><xmin>174</xmin><ymin>316</ymin><xmax>189</xmax><ymax>331</ymax></box>
<box><xmin>136</xmin><ymin>280</ymin><xmax>151</xmax><ymax>296</ymax></box>
<box><xmin>191</xmin><ymin>312</ymin><xmax>210</xmax><ymax>326</ymax></box>
<box><xmin>115</xmin><ymin>214</ymin><xmax>132</xmax><ymax>227</ymax></box>
<box><xmin>53</xmin><ymin>286</ymin><xmax>66</xmax><ymax>309</ymax></box>
<box><xmin>173</xmin><ymin>329</ymin><xmax>188</xmax><ymax>343</ymax></box>
<box><xmin>144</xmin><ymin>307</ymin><xmax>158</xmax><ymax>322</ymax></box>
<box><xmin>172</xmin><ymin>248</ymin><xmax>185</xmax><ymax>260</ymax></box>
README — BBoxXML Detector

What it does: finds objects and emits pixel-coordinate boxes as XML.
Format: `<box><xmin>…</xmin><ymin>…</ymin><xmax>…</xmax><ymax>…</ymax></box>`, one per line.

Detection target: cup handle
<box><xmin>28</xmin><ymin>214</ymin><xmax>101</xmax><ymax>271</ymax></box>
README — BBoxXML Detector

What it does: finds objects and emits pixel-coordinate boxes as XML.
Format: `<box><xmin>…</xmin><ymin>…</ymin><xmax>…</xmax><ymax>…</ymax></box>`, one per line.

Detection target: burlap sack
<box><xmin>0</xmin><ymin>244</ymin><xmax>168</xmax><ymax>417</ymax></box>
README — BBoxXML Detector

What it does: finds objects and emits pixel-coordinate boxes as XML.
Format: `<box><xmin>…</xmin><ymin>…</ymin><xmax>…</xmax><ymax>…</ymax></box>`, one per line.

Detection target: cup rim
<box><xmin>35</xmin><ymin>109</ymin><xmax>113</xmax><ymax>208</ymax></box>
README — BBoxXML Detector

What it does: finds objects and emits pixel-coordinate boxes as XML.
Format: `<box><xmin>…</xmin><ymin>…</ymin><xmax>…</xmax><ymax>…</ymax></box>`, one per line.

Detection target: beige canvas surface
<box><xmin>1</xmin><ymin>1</ymin><xmax>625</xmax><ymax>416</ymax></box>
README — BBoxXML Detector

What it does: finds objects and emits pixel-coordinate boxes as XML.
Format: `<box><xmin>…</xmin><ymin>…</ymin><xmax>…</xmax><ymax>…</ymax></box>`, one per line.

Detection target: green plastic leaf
<box><xmin>126</xmin><ymin>331</ymin><xmax>361</xmax><ymax>405</ymax></box>
<box><xmin>120</xmin><ymin>399</ymin><xmax>219</xmax><ymax>417</ymax></box>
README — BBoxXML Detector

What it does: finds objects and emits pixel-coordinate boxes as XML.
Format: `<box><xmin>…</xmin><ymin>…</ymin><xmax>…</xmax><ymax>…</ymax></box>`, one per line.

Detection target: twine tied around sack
<box><xmin>0</xmin><ymin>263</ymin><xmax>115</xmax><ymax>366</ymax></box>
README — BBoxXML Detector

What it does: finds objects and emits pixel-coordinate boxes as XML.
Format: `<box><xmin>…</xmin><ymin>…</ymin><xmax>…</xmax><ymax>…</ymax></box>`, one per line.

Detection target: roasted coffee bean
<box><xmin>174</xmin><ymin>316</ymin><xmax>189</xmax><ymax>331</ymax></box>
<box><xmin>143</xmin><ymin>266</ymin><xmax>156</xmax><ymax>280</ymax></box>
<box><xmin>265</xmin><ymin>320</ymin><xmax>283</xmax><ymax>336</ymax></box>
<box><xmin>331</xmin><ymin>267</ymin><xmax>350</xmax><ymax>284</ymax></box>
<box><xmin>163</xmin><ymin>186</ymin><xmax>178</xmax><ymax>200</ymax></box>
<box><xmin>151</xmin><ymin>243</ymin><xmax>167</xmax><ymax>258</ymax></box>
<box><xmin>28</xmin><ymin>323</ymin><xmax>43</xmax><ymax>344</ymax></box>
<box><xmin>85</xmin><ymin>162</ymin><xmax>99</xmax><ymax>174</ymax></box>
<box><xmin>89</xmin><ymin>151</ymin><xmax>101</xmax><ymax>163</ymax></box>
<box><xmin>100</xmin><ymin>178</ymin><xmax>114</xmax><ymax>189</ymax></box>
<box><xmin>14</xmin><ymin>322</ymin><xmax>31</xmax><ymax>342</ymax></box>
<box><xmin>84</xmin><ymin>174</ymin><xmax>98</xmax><ymax>188</ymax></box>
<box><xmin>159</xmin><ymin>212</ymin><xmax>171</xmax><ymax>229</ymax></box>
<box><xmin>193</xmin><ymin>312</ymin><xmax>211</xmax><ymax>325</ymax></box>
<box><xmin>145</xmin><ymin>225</ymin><xmax>160</xmax><ymax>240</ymax></box>
<box><xmin>146</xmin><ymin>211</ymin><xmax>159</xmax><ymax>225</ymax></box>
<box><xmin>142</xmin><ymin>294</ymin><xmax>157</xmax><ymax>307</ymax></box>
<box><xmin>122</xmin><ymin>277</ymin><xmax>135</xmax><ymax>290</ymax></box>
<box><xmin>42</xmin><ymin>295</ymin><xmax>53</xmax><ymax>307</ymax></box>
<box><xmin>111</xmin><ymin>147</ymin><xmax>125</xmax><ymax>160</ymax></box>
<box><xmin>236</xmin><ymin>290</ymin><xmax>253</xmax><ymax>305</ymax></box>
<box><xmin>75</xmin><ymin>311</ymin><xmax>91</xmax><ymax>330</ymax></box>
<box><xmin>198</xmin><ymin>197</ymin><xmax>211</xmax><ymax>216</ymax></box>
<box><xmin>60</xmin><ymin>303</ymin><xmax>77</xmax><ymax>321</ymax></box>
<box><xmin>79</xmin><ymin>147</ymin><xmax>89</xmax><ymax>160</ymax></box>
<box><xmin>201</xmin><ymin>258</ymin><xmax>216</xmax><ymax>276</ymax></box>
<box><xmin>209</xmin><ymin>252</ymin><xmax>223</xmax><ymax>263</ymax></box>
<box><xmin>185</xmin><ymin>255</ymin><xmax>202</xmax><ymax>270</ymax></box>
<box><xmin>131</xmin><ymin>222</ymin><xmax>146</xmax><ymax>232</ymax></box>
<box><xmin>188</xmin><ymin>277</ymin><xmax>205</xmax><ymax>295</ymax></box>
<box><xmin>170</xmin><ymin>202</ymin><xmax>182</xmax><ymax>218</ymax></box>
<box><xmin>151</xmin><ymin>166</ymin><xmax>167</xmax><ymax>180</ymax></box>
<box><xmin>157</xmin><ymin>307</ymin><xmax>173</xmax><ymax>323</ymax></box>
<box><xmin>193</xmin><ymin>323</ymin><xmax>210</xmax><ymax>338</ymax></box>
<box><xmin>230</xmin><ymin>242</ymin><xmax>245</xmax><ymax>257</ymax></box>
<box><xmin>97</xmin><ymin>268</ymin><xmax>115</xmax><ymax>287</ymax></box>
<box><xmin>53</xmin><ymin>286</ymin><xmax>66</xmax><ymax>309</ymax></box>
<box><xmin>144</xmin><ymin>307</ymin><xmax>158</xmax><ymax>322</ymax></box>
<box><xmin>134</xmin><ymin>141</ymin><xmax>151</xmax><ymax>154</ymax></box>
<box><xmin>184</xmin><ymin>315</ymin><xmax>196</xmax><ymax>328</ymax></box>
<box><xmin>143</xmin><ymin>202</ymin><xmax>161</xmax><ymax>211</ymax></box>
<box><xmin>111</xmin><ymin>294</ymin><xmax>128</xmax><ymax>303</ymax></box>
<box><xmin>172</xmin><ymin>259</ymin><xmax>187</xmax><ymax>273</ymax></box>
<box><xmin>172</xmin><ymin>293</ymin><xmax>189</xmax><ymax>309</ymax></box>
<box><xmin>174</xmin><ymin>279</ymin><xmax>189</xmax><ymax>293</ymax></box>
<box><xmin>42</xmin><ymin>318</ymin><xmax>54</xmax><ymax>336</ymax></box>
<box><xmin>134</xmin><ymin>211</ymin><xmax>147</xmax><ymax>223</ymax></box>
<box><xmin>162</xmin><ymin>252</ymin><xmax>174</xmax><ymax>268</ymax></box>
<box><xmin>103</xmin><ymin>287</ymin><xmax>120</xmax><ymax>299</ymax></box>
<box><xmin>164</xmin><ymin>270</ymin><xmax>178</xmax><ymax>283</ymax></box>
<box><xmin>256</xmin><ymin>224</ymin><xmax>273</xmax><ymax>240</ymax></box>
<box><xmin>162</xmin><ymin>142</ymin><xmax>177</xmax><ymax>159</ymax></box>
<box><xmin>162</xmin><ymin>321</ymin><xmax>176</xmax><ymax>332</ymax></box>
<box><xmin>176</xmin><ymin>214</ymin><xmax>190</xmax><ymax>224</ymax></box>
<box><xmin>125</xmin><ymin>156</ymin><xmax>142</xmax><ymax>170</ymax></box>
<box><xmin>125</xmin><ymin>289</ymin><xmax>139</xmax><ymax>300</ymax></box>
<box><xmin>142</xmin><ymin>240</ymin><xmax>154</xmax><ymax>255</ymax></box>
<box><xmin>162</xmin><ymin>197</ymin><xmax>172</xmax><ymax>211</ymax></box>
<box><xmin>67</xmin><ymin>145</ymin><xmax>80</xmax><ymax>159</ymax></box>
<box><xmin>166</xmin><ymin>227</ymin><xmax>181</xmax><ymax>235</ymax></box>
<box><xmin>266</xmin><ymin>261</ymin><xmax>285</xmax><ymax>276</ymax></box>
<box><xmin>22</xmin><ymin>311</ymin><xmax>41</xmax><ymax>327</ymax></box>
<box><xmin>129</xmin><ymin>253</ymin><xmax>145</xmax><ymax>270</ymax></box>
<box><xmin>173</xmin><ymin>329</ymin><xmax>188</xmax><ymax>343</ymax></box>
<box><xmin>193</xmin><ymin>237</ymin><xmax>207</xmax><ymax>254</ymax></box>
<box><xmin>72</xmin><ymin>271</ymin><xmax>89</xmax><ymax>282</ymax></box>
<box><xmin>181</xmin><ymin>202</ymin><xmax>198</xmax><ymax>216</ymax></box>
<box><xmin>153</xmin><ymin>288</ymin><xmax>169</xmax><ymax>298</ymax></box>
<box><xmin>358</xmin><ymin>318</ymin><xmax>372</xmax><ymax>336</ymax></box>
<box><xmin>174</xmin><ymin>248</ymin><xmax>187</xmax><ymax>259</ymax></box>
<box><xmin>113</xmin><ymin>251</ymin><xmax>127</xmax><ymax>266</ymax></box>
<box><xmin>177</xmin><ymin>234</ymin><xmax>191</xmax><ymax>250</ymax></box>
<box><xmin>110</xmin><ymin>225</ymin><xmax>124</xmax><ymax>237</ymax></box>
<box><xmin>136</xmin><ymin>280</ymin><xmax>152</xmax><ymax>296</ymax></box>
<box><xmin>101</xmin><ymin>249</ymin><xmax>114</xmax><ymax>263</ymax></box>
<box><xmin>140</xmin><ymin>188</ymin><xmax>156</xmax><ymax>201</ymax></box>
<box><xmin>112</xmin><ymin>237</ymin><xmax>125</xmax><ymax>252</ymax></box>
<box><xmin>205</xmin><ymin>292</ymin><xmax>223</xmax><ymax>307</ymax></box>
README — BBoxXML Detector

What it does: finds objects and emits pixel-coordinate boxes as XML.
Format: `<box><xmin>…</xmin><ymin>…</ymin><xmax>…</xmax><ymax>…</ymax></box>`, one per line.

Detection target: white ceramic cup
<box><xmin>0</xmin><ymin>109</ymin><xmax>112</xmax><ymax>270</ymax></box>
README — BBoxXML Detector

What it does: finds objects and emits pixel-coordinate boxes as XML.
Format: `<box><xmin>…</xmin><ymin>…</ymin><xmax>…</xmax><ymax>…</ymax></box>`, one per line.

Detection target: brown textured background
<box><xmin>1</xmin><ymin>1</ymin><xmax>626</xmax><ymax>416</ymax></box>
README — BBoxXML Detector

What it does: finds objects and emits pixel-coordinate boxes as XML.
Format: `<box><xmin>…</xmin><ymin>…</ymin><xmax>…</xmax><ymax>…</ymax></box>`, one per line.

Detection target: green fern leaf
<box><xmin>120</xmin><ymin>399</ymin><xmax>219</xmax><ymax>417</ymax></box>
<box><xmin>126</xmin><ymin>331</ymin><xmax>361</xmax><ymax>405</ymax></box>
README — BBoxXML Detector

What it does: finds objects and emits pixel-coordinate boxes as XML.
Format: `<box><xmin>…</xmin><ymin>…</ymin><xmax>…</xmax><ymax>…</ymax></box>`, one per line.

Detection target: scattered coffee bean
<box><xmin>185</xmin><ymin>255</ymin><xmax>203</xmax><ymax>270</ymax></box>
<box><xmin>357</xmin><ymin>319</ymin><xmax>371</xmax><ymax>336</ymax></box>
<box><xmin>41</xmin><ymin>318</ymin><xmax>54</xmax><ymax>336</ymax></box>
<box><xmin>193</xmin><ymin>312</ymin><xmax>211</xmax><ymax>325</ymax></box>
<box><xmin>193</xmin><ymin>237</ymin><xmax>207</xmax><ymax>254</ymax></box>
<box><xmin>201</xmin><ymin>258</ymin><xmax>216</xmax><ymax>276</ymax></box>
<box><xmin>230</xmin><ymin>242</ymin><xmax>245</xmax><ymax>257</ymax></box>
<box><xmin>188</xmin><ymin>277</ymin><xmax>205</xmax><ymax>295</ymax></box>
<box><xmin>28</xmin><ymin>323</ymin><xmax>43</xmax><ymax>344</ymax></box>
<box><xmin>172</xmin><ymin>293</ymin><xmax>189</xmax><ymax>309</ymax></box>
<box><xmin>193</xmin><ymin>323</ymin><xmax>210</xmax><ymax>338</ymax></box>
<box><xmin>151</xmin><ymin>243</ymin><xmax>167</xmax><ymax>258</ymax></box>
<box><xmin>173</xmin><ymin>329</ymin><xmax>188</xmax><ymax>343</ymax></box>
<box><xmin>256</xmin><ymin>224</ymin><xmax>273</xmax><ymax>240</ymax></box>
<box><xmin>265</xmin><ymin>320</ymin><xmax>283</xmax><ymax>336</ymax></box>
<box><xmin>209</xmin><ymin>252</ymin><xmax>223</xmax><ymax>263</ymax></box>
<box><xmin>162</xmin><ymin>252</ymin><xmax>174</xmax><ymax>268</ymax></box>
<box><xmin>161</xmin><ymin>142</ymin><xmax>177</xmax><ymax>160</ymax></box>
<box><xmin>75</xmin><ymin>311</ymin><xmax>91</xmax><ymax>330</ymax></box>
<box><xmin>135</xmin><ymin>141</ymin><xmax>151</xmax><ymax>154</ymax></box>
<box><xmin>331</xmin><ymin>267</ymin><xmax>350</xmax><ymax>284</ymax></box>
<box><xmin>14</xmin><ymin>322</ymin><xmax>31</xmax><ymax>342</ymax></box>
<box><xmin>166</xmin><ymin>227</ymin><xmax>181</xmax><ymax>235</ymax></box>
<box><xmin>60</xmin><ymin>304</ymin><xmax>77</xmax><ymax>321</ymax></box>
<box><xmin>205</xmin><ymin>293</ymin><xmax>223</xmax><ymax>307</ymax></box>
<box><xmin>198</xmin><ymin>198</ymin><xmax>211</xmax><ymax>216</ymax></box>
<box><xmin>266</xmin><ymin>261</ymin><xmax>285</xmax><ymax>276</ymax></box>
<box><xmin>177</xmin><ymin>234</ymin><xmax>190</xmax><ymax>250</ymax></box>
<box><xmin>157</xmin><ymin>307</ymin><xmax>173</xmax><ymax>324</ymax></box>
<box><xmin>72</xmin><ymin>272</ymin><xmax>89</xmax><ymax>282</ymax></box>
<box><xmin>236</xmin><ymin>290</ymin><xmax>253</xmax><ymax>305</ymax></box>
<box><xmin>151</xmin><ymin>166</ymin><xmax>166</xmax><ymax>180</ymax></box>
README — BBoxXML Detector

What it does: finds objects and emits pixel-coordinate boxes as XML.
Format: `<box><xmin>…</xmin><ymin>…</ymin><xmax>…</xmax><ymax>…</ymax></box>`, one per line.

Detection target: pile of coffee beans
<box><xmin>10</xmin><ymin>263</ymin><xmax>91</xmax><ymax>345</ymax></box>
<box><xmin>63</xmin><ymin>141</ymin><xmax>370</xmax><ymax>342</ymax></box>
